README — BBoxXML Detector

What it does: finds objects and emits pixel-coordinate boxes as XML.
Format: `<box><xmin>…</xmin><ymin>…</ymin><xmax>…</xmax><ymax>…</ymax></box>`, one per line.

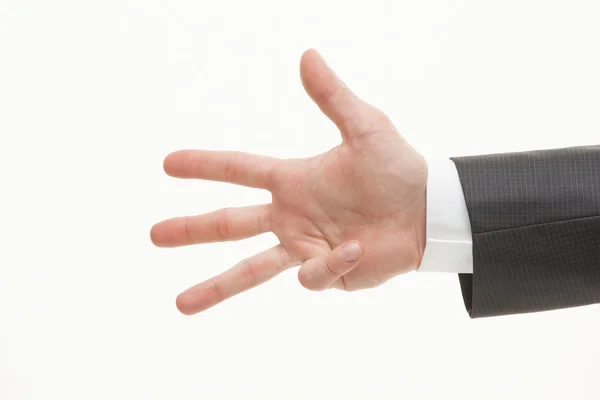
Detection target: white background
<box><xmin>1</xmin><ymin>1</ymin><xmax>599</xmax><ymax>399</ymax></box>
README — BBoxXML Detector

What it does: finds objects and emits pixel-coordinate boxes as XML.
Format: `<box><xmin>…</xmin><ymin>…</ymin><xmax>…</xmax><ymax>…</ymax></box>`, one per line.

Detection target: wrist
<box><xmin>415</xmin><ymin>187</ymin><xmax>427</xmax><ymax>269</ymax></box>
<box><xmin>416</xmin><ymin>157</ymin><xmax>473</xmax><ymax>273</ymax></box>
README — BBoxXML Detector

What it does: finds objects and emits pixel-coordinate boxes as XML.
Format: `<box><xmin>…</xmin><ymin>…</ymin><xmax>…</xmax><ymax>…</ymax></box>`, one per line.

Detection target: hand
<box><xmin>151</xmin><ymin>49</ymin><xmax>428</xmax><ymax>315</ymax></box>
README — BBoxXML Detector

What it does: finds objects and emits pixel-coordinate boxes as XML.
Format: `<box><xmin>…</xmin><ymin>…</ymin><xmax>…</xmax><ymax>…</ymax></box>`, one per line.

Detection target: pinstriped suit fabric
<box><xmin>451</xmin><ymin>146</ymin><xmax>600</xmax><ymax>317</ymax></box>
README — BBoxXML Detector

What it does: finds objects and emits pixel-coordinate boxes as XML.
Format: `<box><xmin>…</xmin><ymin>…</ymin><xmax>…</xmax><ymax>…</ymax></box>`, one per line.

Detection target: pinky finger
<box><xmin>297</xmin><ymin>241</ymin><xmax>364</xmax><ymax>291</ymax></box>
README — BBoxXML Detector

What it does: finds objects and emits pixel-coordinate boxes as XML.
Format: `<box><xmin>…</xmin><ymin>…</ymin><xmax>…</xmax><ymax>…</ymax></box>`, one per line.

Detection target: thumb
<box><xmin>298</xmin><ymin>241</ymin><xmax>364</xmax><ymax>291</ymax></box>
<box><xmin>300</xmin><ymin>49</ymin><xmax>392</xmax><ymax>141</ymax></box>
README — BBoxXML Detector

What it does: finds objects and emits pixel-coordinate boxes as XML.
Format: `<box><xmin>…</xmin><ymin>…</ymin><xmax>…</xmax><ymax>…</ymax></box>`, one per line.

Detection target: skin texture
<box><xmin>150</xmin><ymin>49</ymin><xmax>428</xmax><ymax>315</ymax></box>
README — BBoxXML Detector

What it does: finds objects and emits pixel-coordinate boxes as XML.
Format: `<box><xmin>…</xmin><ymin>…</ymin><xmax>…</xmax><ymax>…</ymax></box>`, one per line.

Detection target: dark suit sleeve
<box><xmin>450</xmin><ymin>146</ymin><xmax>600</xmax><ymax>318</ymax></box>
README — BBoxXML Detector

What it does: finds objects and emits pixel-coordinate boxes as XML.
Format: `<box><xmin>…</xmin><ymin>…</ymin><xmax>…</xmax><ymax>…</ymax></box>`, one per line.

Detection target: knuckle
<box><xmin>323</xmin><ymin>257</ymin><xmax>339</xmax><ymax>276</ymax></box>
<box><xmin>316</xmin><ymin>83</ymin><xmax>346</xmax><ymax>107</ymax></box>
<box><xmin>269</xmin><ymin>160</ymin><xmax>306</xmax><ymax>193</ymax></box>
<box><xmin>208</xmin><ymin>278</ymin><xmax>225</xmax><ymax>302</ymax></box>
<box><xmin>216</xmin><ymin>208</ymin><xmax>232</xmax><ymax>240</ymax></box>
<box><xmin>182</xmin><ymin>218</ymin><xmax>192</xmax><ymax>244</ymax></box>
<box><xmin>262</xmin><ymin>160</ymin><xmax>277</xmax><ymax>189</ymax></box>
<box><xmin>239</xmin><ymin>260</ymin><xmax>259</xmax><ymax>287</ymax></box>
<box><xmin>258</xmin><ymin>204</ymin><xmax>272</xmax><ymax>232</ymax></box>
<box><xmin>297</xmin><ymin>267</ymin><xmax>322</xmax><ymax>291</ymax></box>
<box><xmin>224</xmin><ymin>152</ymin><xmax>239</xmax><ymax>182</ymax></box>
<box><xmin>297</xmin><ymin>268</ymin><xmax>311</xmax><ymax>289</ymax></box>
<box><xmin>343</xmin><ymin>106</ymin><xmax>395</xmax><ymax>140</ymax></box>
<box><xmin>364</xmin><ymin>109</ymin><xmax>393</xmax><ymax>133</ymax></box>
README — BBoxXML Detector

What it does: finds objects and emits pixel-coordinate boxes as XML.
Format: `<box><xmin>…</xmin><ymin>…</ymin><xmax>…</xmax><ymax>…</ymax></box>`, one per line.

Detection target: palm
<box><xmin>271</xmin><ymin>136</ymin><xmax>426</xmax><ymax>290</ymax></box>
<box><xmin>151</xmin><ymin>50</ymin><xmax>427</xmax><ymax>315</ymax></box>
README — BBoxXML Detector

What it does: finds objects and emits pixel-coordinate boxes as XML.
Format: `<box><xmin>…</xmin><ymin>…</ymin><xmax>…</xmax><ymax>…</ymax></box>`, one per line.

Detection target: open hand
<box><xmin>151</xmin><ymin>50</ymin><xmax>428</xmax><ymax>315</ymax></box>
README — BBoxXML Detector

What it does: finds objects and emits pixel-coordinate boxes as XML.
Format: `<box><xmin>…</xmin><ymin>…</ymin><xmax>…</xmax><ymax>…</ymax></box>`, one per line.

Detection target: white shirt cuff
<box><xmin>417</xmin><ymin>158</ymin><xmax>473</xmax><ymax>273</ymax></box>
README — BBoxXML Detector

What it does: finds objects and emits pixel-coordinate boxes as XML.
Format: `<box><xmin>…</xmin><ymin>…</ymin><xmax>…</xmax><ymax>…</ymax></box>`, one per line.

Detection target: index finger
<box><xmin>164</xmin><ymin>150</ymin><xmax>280</xmax><ymax>189</ymax></box>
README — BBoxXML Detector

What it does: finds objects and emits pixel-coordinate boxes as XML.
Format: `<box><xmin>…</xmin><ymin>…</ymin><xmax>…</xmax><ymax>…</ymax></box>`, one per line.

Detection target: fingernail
<box><xmin>340</xmin><ymin>242</ymin><xmax>362</xmax><ymax>263</ymax></box>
